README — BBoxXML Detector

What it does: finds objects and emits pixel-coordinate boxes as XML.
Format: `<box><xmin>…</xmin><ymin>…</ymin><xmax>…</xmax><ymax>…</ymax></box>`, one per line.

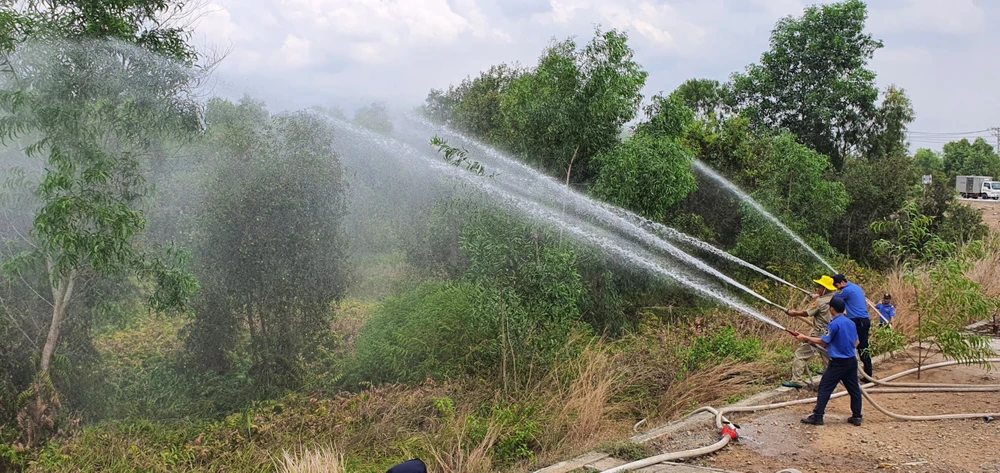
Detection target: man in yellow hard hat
<box><xmin>781</xmin><ymin>275</ymin><xmax>836</xmax><ymax>389</ymax></box>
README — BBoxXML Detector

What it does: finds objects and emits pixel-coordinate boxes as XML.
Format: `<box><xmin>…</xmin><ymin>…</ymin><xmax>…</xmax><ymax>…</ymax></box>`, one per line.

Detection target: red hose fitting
<box><xmin>720</xmin><ymin>424</ymin><xmax>738</xmax><ymax>440</ymax></box>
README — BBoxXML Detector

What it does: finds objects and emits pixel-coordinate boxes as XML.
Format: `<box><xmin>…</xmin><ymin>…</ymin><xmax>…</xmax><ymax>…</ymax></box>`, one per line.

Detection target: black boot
<box><xmin>801</xmin><ymin>415</ymin><xmax>824</xmax><ymax>425</ymax></box>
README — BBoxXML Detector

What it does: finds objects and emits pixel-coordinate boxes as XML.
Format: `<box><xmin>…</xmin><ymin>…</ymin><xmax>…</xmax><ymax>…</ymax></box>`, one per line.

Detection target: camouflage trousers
<box><xmin>791</xmin><ymin>340</ymin><xmax>831</xmax><ymax>384</ymax></box>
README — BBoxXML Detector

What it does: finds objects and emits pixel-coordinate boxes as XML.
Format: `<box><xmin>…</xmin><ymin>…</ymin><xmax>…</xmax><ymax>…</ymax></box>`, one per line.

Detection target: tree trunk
<box><xmin>39</xmin><ymin>266</ymin><xmax>77</xmax><ymax>376</ymax></box>
<box><xmin>916</xmin><ymin>303</ymin><xmax>923</xmax><ymax>380</ymax></box>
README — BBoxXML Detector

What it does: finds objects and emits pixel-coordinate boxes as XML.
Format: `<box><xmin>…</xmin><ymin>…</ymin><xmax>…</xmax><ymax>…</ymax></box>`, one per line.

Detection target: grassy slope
<box><xmin>26</xmin><ymin>302</ymin><xmax>796</xmax><ymax>473</ymax></box>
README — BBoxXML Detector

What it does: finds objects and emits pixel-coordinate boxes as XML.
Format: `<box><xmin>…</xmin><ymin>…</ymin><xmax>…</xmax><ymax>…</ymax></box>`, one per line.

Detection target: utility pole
<box><xmin>991</xmin><ymin>127</ymin><xmax>1000</xmax><ymax>154</ymax></box>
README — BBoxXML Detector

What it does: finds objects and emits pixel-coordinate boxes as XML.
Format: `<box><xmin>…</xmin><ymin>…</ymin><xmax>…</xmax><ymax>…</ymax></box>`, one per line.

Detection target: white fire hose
<box><xmin>599</xmin><ymin>358</ymin><xmax>1000</xmax><ymax>473</ymax></box>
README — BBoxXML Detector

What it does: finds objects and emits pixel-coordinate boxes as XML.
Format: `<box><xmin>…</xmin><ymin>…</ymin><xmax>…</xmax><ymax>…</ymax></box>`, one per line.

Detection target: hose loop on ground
<box><xmin>598</xmin><ymin>358</ymin><xmax>1000</xmax><ymax>473</ymax></box>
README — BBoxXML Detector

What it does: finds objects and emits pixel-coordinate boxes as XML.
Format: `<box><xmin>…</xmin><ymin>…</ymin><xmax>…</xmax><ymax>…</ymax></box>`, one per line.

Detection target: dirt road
<box><xmin>961</xmin><ymin>198</ymin><xmax>1000</xmax><ymax>232</ymax></box>
<box><xmin>658</xmin><ymin>352</ymin><xmax>1000</xmax><ymax>472</ymax></box>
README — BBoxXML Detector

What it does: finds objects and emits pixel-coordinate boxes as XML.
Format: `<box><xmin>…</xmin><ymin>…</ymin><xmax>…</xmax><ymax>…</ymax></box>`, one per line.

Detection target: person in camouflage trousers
<box><xmin>782</xmin><ymin>275</ymin><xmax>837</xmax><ymax>389</ymax></box>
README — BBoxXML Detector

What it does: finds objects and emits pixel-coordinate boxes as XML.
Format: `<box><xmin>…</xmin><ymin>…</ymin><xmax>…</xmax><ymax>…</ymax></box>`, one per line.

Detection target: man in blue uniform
<box><xmin>832</xmin><ymin>274</ymin><xmax>873</xmax><ymax>378</ymax></box>
<box><xmin>876</xmin><ymin>294</ymin><xmax>896</xmax><ymax>328</ymax></box>
<box><xmin>793</xmin><ymin>297</ymin><xmax>863</xmax><ymax>426</ymax></box>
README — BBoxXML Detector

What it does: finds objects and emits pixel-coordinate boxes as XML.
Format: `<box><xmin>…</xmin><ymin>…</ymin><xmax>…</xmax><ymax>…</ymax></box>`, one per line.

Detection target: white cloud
<box><xmin>349</xmin><ymin>42</ymin><xmax>384</xmax><ymax>65</ymax></box>
<box><xmin>279</xmin><ymin>35</ymin><xmax>313</xmax><ymax>68</ymax></box>
<box><xmin>537</xmin><ymin>0</ymin><xmax>706</xmax><ymax>53</ymax></box>
<box><xmin>746</xmin><ymin>0</ymin><xmax>804</xmax><ymax>19</ymax></box>
<box><xmin>189</xmin><ymin>3</ymin><xmax>244</xmax><ymax>45</ymax></box>
<box><xmin>186</xmin><ymin>0</ymin><xmax>1000</xmax><ymax>151</ymax></box>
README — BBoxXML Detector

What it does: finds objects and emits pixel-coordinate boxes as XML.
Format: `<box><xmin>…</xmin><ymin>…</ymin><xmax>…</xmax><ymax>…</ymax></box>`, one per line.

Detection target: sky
<box><xmin>188</xmin><ymin>0</ymin><xmax>1000</xmax><ymax>151</ymax></box>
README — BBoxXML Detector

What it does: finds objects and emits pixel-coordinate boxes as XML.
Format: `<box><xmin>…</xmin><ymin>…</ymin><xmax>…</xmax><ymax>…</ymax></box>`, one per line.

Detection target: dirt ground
<box><xmin>962</xmin><ymin>199</ymin><xmax>1000</xmax><ymax>232</ymax></box>
<box><xmin>649</xmin><ymin>350</ymin><xmax>1000</xmax><ymax>473</ymax></box>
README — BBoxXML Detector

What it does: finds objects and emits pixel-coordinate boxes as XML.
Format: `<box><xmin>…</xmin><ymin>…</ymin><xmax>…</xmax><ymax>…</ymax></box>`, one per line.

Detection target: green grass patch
<box><xmin>597</xmin><ymin>440</ymin><xmax>657</xmax><ymax>461</ymax></box>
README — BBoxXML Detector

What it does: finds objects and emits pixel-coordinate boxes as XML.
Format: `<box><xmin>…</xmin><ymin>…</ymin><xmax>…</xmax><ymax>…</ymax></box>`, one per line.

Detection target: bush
<box><xmin>937</xmin><ymin>201</ymin><xmax>989</xmax><ymax>246</ymax></box>
<box><xmin>905</xmin><ymin>255</ymin><xmax>999</xmax><ymax>371</ymax></box>
<box><xmin>591</xmin><ymin>133</ymin><xmax>697</xmax><ymax>222</ymax></box>
<box><xmin>868</xmin><ymin>324</ymin><xmax>907</xmax><ymax>358</ymax></box>
<box><xmin>731</xmin><ymin>206</ymin><xmax>834</xmax><ymax>281</ymax></box>
<box><xmin>353</xmin><ymin>282</ymin><xmax>479</xmax><ymax>385</ymax></box>
<box><xmin>681</xmin><ymin>326</ymin><xmax>762</xmax><ymax>375</ymax></box>
<box><xmin>187</xmin><ymin>101</ymin><xmax>348</xmax><ymax>393</ymax></box>
<box><xmin>466</xmin><ymin>404</ymin><xmax>541</xmax><ymax>467</ymax></box>
<box><xmin>460</xmin><ymin>211</ymin><xmax>591</xmax><ymax>377</ymax></box>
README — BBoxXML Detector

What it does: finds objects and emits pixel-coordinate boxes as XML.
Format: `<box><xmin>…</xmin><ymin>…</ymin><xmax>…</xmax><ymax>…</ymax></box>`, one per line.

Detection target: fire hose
<box><xmin>598</xmin><ymin>358</ymin><xmax>1000</xmax><ymax>473</ymax></box>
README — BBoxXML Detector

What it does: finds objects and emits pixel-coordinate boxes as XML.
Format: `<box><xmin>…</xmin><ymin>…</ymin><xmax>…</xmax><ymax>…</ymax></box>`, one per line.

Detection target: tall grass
<box><xmin>277</xmin><ymin>446</ymin><xmax>346</xmax><ymax>473</ymax></box>
<box><xmin>878</xmin><ymin>232</ymin><xmax>1000</xmax><ymax>340</ymax></box>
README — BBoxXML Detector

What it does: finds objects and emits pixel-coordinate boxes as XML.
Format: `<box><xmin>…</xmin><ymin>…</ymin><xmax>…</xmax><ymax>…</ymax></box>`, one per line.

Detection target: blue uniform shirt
<box><xmin>838</xmin><ymin>282</ymin><xmax>870</xmax><ymax>320</ymax></box>
<box><xmin>822</xmin><ymin>314</ymin><xmax>859</xmax><ymax>359</ymax></box>
<box><xmin>876</xmin><ymin>302</ymin><xmax>896</xmax><ymax>324</ymax></box>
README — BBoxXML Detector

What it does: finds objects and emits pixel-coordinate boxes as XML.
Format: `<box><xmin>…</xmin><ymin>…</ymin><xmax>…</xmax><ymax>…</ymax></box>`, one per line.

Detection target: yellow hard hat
<box><xmin>813</xmin><ymin>275</ymin><xmax>837</xmax><ymax>291</ymax></box>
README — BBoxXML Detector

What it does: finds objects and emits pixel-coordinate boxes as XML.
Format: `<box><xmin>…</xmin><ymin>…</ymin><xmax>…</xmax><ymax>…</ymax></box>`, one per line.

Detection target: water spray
<box><xmin>610</xmin><ymin>209</ymin><xmax>814</xmax><ymax>296</ymax></box>
<box><xmin>327</xmin><ymin>115</ymin><xmax>794</xmax><ymax>332</ymax></box>
<box><xmin>692</xmin><ymin>160</ymin><xmax>837</xmax><ymax>274</ymax></box>
<box><xmin>410</xmin><ymin>117</ymin><xmax>818</xmax><ymax>299</ymax></box>
<box><xmin>403</xmin><ymin>117</ymin><xmax>808</xmax><ymax>319</ymax></box>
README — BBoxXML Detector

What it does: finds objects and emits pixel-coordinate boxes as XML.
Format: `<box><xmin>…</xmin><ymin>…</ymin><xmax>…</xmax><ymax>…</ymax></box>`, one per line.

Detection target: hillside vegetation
<box><xmin>0</xmin><ymin>1</ymin><xmax>997</xmax><ymax>471</ymax></box>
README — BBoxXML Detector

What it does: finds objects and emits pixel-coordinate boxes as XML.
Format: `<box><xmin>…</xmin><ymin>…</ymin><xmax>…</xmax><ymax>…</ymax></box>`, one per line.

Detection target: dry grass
<box><xmin>35</xmin><ymin>303</ymin><xmax>809</xmax><ymax>473</ymax></box>
<box><xmin>423</xmin><ymin>410</ymin><xmax>500</xmax><ymax>473</ymax></box>
<box><xmin>544</xmin><ymin>341</ymin><xmax>623</xmax><ymax>447</ymax></box>
<box><xmin>658</xmin><ymin>361</ymin><xmax>777</xmax><ymax>419</ymax></box>
<box><xmin>276</xmin><ymin>445</ymin><xmax>346</xmax><ymax>473</ymax></box>
<box><xmin>607</xmin><ymin>311</ymin><xmax>791</xmax><ymax>428</ymax></box>
<box><xmin>874</xmin><ymin>231</ymin><xmax>1000</xmax><ymax>339</ymax></box>
<box><xmin>967</xmin><ymin>234</ymin><xmax>1000</xmax><ymax>297</ymax></box>
<box><xmin>880</xmin><ymin>269</ymin><xmax>921</xmax><ymax>338</ymax></box>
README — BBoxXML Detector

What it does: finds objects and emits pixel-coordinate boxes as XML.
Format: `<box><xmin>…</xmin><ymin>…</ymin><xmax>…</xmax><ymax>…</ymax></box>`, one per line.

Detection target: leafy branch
<box><xmin>430</xmin><ymin>136</ymin><xmax>494</xmax><ymax>177</ymax></box>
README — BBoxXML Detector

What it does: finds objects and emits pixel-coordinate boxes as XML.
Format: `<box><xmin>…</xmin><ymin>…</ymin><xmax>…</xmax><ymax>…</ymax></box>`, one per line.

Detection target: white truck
<box><xmin>956</xmin><ymin>175</ymin><xmax>1000</xmax><ymax>200</ymax></box>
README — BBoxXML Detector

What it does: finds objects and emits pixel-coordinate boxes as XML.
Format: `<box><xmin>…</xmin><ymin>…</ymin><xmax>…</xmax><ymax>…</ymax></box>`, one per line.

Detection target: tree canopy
<box><xmin>187</xmin><ymin>98</ymin><xmax>348</xmax><ymax>390</ymax></box>
<box><xmin>728</xmin><ymin>0</ymin><xmax>882</xmax><ymax>170</ymax></box>
<box><xmin>425</xmin><ymin>27</ymin><xmax>647</xmax><ymax>184</ymax></box>
<box><xmin>942</xmin><ymin>138</ymin><xmax>1000</xmax><ymax>179</ymax></box>
<box><xmin>0</xmin><ymin>2</ymin><xmax>202</xmax><ymax>375</ymax></box>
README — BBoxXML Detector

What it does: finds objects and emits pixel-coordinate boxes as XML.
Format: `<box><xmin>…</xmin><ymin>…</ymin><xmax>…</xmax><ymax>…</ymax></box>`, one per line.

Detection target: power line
<box><xmin>909</xmin><ymin>137</ymin><xmax>991</xmax><ymax>143</ymax></box>
<box><xmin>907</xmin><ymin>129</ymin><xmax>990</xmax><ymax>136</ymax></box>
<box><xmin>905</xmin><ymin>127</ymin><xmax>994</xmax><ymax>147</ymax></box>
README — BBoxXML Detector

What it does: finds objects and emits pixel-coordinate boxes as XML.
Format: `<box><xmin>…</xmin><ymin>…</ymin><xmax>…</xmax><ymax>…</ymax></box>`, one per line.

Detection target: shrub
<box><xmin>904</xmin><ymin>255</ymin><xmax>999</xmax><ymax>374</ymax></box>
<box><xmin>187</xmin><ymin>101</ymin><xmax>348</xmax><ymax>393</ymax></box>
<box><xmin>460</xmin><ymin>211</ymin><xmax>591</xmax><ymax>383</ymax></box>
<box><xmin>353</xmin><ymin>282</ymin><xmax>479</xmax><ymax>385</ymax></box>
<box><xmin>937</xmin><ymin>201</ymin><xmax>989</xmax><ymax>246</ymax></box>
<box><xmin>591</xmin><ymin>133</ymin><xmax>697</xmax><ymax>222</ymax></box>
<box><xmin>681</xmin><ymin>326</ymin><xmax>762</xmax><ymax>375</ymax></box>
<box><xmin>466</xmin><ymin>404</ymin><xmax>541</xmax><ymax>467</ymax></box>
<box><xmin>868</xmin><ymin>324</ymin><xmax>907</xmax><ymax>358</ymax></box>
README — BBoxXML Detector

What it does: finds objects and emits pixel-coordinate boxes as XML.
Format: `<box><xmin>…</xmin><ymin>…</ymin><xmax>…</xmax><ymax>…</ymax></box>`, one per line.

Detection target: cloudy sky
<box><xmin>189</xmin><ymin>0</ymin><xmax>1000</xmax><ymax>150</ymax></box>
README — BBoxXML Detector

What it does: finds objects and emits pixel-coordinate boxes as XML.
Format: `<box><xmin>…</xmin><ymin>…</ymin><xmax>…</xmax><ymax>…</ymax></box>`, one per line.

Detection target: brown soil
<box><xmin>963</xmin><ymin>199</ymin><xmax>1000</xmax><ymax>232</ymax></box>
<box><xmin>658</xmin><ymin>351</ymin><xmax>1000</xmax><ymax>473</ymax></box>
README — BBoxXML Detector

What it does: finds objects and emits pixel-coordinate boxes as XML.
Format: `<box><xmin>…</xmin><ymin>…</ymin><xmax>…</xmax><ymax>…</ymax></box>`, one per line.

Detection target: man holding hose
<box><xmin>782</xmin><ymin>275</ymin><xmax>835</xmax><ymax>389</ymax></box>
<box><xmin>832</xmin><ymin>274</ymin><xmax>874</xmax><ymax>378</ymax></box>
<box><xmin>793</xmin><ymin>296</ymin><xmax>863</xmax><ymax>426</ymax></box>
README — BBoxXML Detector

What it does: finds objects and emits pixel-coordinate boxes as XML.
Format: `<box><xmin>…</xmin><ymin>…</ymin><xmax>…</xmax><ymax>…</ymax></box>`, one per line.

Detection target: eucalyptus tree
<box><xmin>0</xmin><ymin>0</ymin><xmax>201</xmax><ymax>378</ymax></box>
